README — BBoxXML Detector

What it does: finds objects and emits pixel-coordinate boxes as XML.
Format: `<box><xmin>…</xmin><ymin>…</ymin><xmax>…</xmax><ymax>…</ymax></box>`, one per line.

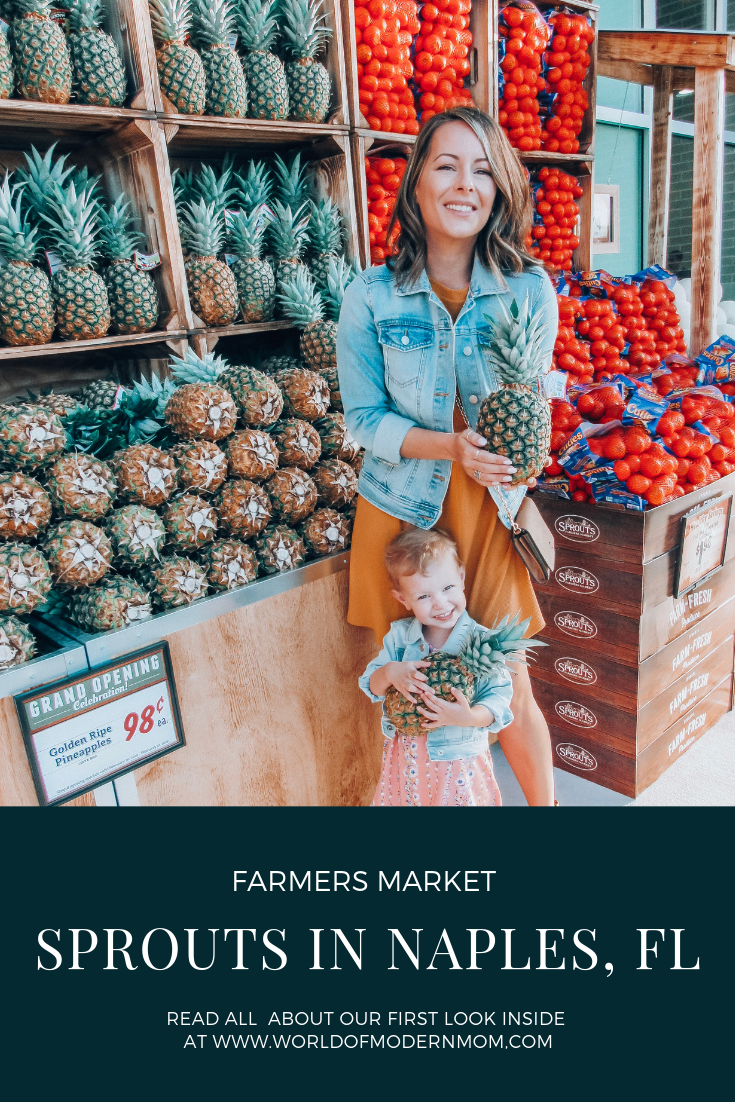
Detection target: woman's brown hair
<box><xmin>386</xmin><ymin>106</ymin><xmax>538</xmax><ymax>287</ymax></box>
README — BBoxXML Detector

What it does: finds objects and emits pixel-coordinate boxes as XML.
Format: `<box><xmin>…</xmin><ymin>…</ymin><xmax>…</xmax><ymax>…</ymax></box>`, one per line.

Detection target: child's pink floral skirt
<box><xmin>371</xmin><ymin>735</ymin><xmax>501</xmax><ymax>807</ymax></box>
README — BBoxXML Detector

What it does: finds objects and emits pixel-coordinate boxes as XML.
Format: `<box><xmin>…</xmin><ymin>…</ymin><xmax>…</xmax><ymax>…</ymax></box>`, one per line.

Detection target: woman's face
<box><xmin>414</xmin><ymin>120</ymin><xmax>497</xmax><ymax>248</ymax></box>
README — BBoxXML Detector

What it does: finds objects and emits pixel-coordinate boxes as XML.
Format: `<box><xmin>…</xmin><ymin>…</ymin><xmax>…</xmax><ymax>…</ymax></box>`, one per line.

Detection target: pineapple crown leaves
<box><xmin>191</xmin><ymin>0</ymin><xmax>236</xmax><ymax>48</ymax></box>
<box><xmin>12</xmin><ymin>0</ymin><xmax>58</xmax><ymax>17</ymax></box>
<box><xmin>228</xmin><ymin>205</ymin><xmax>271</xmax><ymax>260</ymax></box>
<box><xmin>168</xmin><ymin>346</ymin><xmax>230</xmax><ymax>384</ymax></box>
<box><xmin>179</xmin><ymin>199</ymin><xmax>225</xmax><ymax>256</ymax></box>
<box><xmin>233</xmin><ymin>0</ymin><xmax>279</xmax><ymax>52</ymax></box>
<box><xmin>272</xmin><ymin>152</ymin><xmax>311</xmax><ymax>209</ymax></box>
<box><xmin>172</xmin><ymin>166</ymin><xmax>198</xmax><ymax>212</ymax></box>
<box><xmin>196</xmin><ymin>163</ymin><xmax>238</xmax><ymax>217</ymax></box>
<box><xmin>130</xmin><ymin>373</ymin><xmax>178</xmax><ymax>419</ymax></box>
<box><xmin>233</xmin><ymin>160</ymin><xmax>273</xmax><ymax>214</ymax></box>
<box><xmin>149</xmin><ymin>0</ymin><xmax>192</xmax><ymax>44</ymax></box>
<box><xmin>307</xmin><ymin>196</ymin><xmax>342</xmax><ymax>256</ymax></box>
<box><xmin>62</xmin><ymin>404</ymin><xmax>165</xmax><ymax>459</ymax></box>
<box><xmin>276</xmin><ymin>264</ymin><xmax>324</xmax><ymax>326</ymax></box>
<box><xmin>14</xmin><ymin>143</ymin><xmax>75</xmax><ymax>223</ymax></box>
<box><xmin>40</xmin><ymin>182</ymin><xmax>102</xmax><ymax>267</ymax></box>
<box><xmin>67</xmin><ymin>0</ymin><xmax>106</xmax><ymax>33</ymax></box>
<box><xmin>269</xmin><ymin>199</ymin><xmax>310</xmax><ymax>261</ymax></box>
<box><xmin>97</xmin><ymin>196</ymin><xmax>145</xmax><ymax>261</ymax></box>
<box><xmin>459</xmin><ymin>614</ymin><xmax>547</xmax><ymax>678</ymax></box>
<box><xmin>0</xmin><ymin>174</ymin><xmax>42</xmax><ymax>263</ymax></box>
<box><xmin>278</xmin><ymin>0</ymin><xmax>331</xmax><ymax>60</ymax></box>
<box><xmin>481</xmin><ymin>293</ymin><xmax>551</xmax><ymax>385</ymax></box>
<box><xmin>322</xmin><ymin>254</ymin><xmax>356</xmax><ymax>321</ymax></box>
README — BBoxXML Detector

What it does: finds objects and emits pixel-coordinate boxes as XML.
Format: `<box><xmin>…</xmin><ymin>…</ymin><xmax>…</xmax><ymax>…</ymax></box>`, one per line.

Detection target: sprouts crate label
<box><xmin>15</xmin><ymin>643</ymin><xmax>184</xmax><ymax>807</ymax></box>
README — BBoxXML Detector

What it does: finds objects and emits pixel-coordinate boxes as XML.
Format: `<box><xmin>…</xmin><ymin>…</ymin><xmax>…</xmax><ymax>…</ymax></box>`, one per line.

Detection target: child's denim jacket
<box><xmin>359</xmin><ymin>610</ymin><xmax>514</xmax><ymax>761</ymax></box>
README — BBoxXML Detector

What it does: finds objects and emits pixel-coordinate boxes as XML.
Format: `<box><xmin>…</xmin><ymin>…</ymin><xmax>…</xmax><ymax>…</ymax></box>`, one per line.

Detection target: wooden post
<box><xmin>647</xmin><ymin>65</ymin><xmax>673</xmax><ymax>268</ymax></box>
<box><xmin>691</xmin><ymin>66</ymin><xmax>725</xmax><ymax>357</ymax></box>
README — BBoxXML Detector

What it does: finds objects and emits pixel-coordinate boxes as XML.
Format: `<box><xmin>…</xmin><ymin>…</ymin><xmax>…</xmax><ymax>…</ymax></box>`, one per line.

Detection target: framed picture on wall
<box><xmin>593</xmin><ymin>185</ymin><xmax>620</xmax><ymax>253</ymax></box>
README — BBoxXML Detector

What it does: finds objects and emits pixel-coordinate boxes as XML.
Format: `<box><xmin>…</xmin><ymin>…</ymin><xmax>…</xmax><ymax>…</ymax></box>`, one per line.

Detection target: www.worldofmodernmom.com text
<box><xmin>180</xmin><ymin>1033</ymin><xmax>554</xmax><ymax>1051</ymax></box>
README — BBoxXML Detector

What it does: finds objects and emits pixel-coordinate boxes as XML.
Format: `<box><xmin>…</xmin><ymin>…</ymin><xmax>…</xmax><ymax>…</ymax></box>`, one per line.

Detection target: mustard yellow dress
<box><xmin>348</xmin><ymin>279</ymin><xmax>544</xmax><ymax>645</ymax></box>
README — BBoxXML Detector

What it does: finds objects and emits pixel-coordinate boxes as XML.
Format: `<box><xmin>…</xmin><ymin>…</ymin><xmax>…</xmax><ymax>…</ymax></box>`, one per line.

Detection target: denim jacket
<box><xmin>337</xmin><ymin>256</ymin><xmax>557</xmax><ymax>529</ymax></box>
<box><xmin>359</xmin><ymin>610</ymin><xmax>514</xmax><ymax>761</ymax></box>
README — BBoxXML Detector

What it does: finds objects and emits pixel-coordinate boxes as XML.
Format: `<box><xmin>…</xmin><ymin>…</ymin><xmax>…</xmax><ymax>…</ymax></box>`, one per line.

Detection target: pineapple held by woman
<box><xmin>0</xmin><ymin>174</ymin><xmax>55</xmax><ymax>347</ymax></box>
<box><xmin>149</xmin><ymin>0</ymin><xmax>205</xmax><ymax>114</ymax></box>
<box><xmin>476</xmin><ymin>295</ymin><xmax>552</xmax><ymax>485</ymax></box>
<box><xmin>180</xmin><ymin>198</ymin><xmax>238</xmax><ymax>326</ymax></box>
<box><xmin>280</xmin><ymin>0</ymin><xmax>331</xmax><ymax>123</ymax></box>
<box><xmin>41</xmin><ymin>181</ymin><xmax>110</xmax><ymax>341</ymax></box>
<box><xmin>98</xmin><ymin>197</ymin><xmax>160</xmax><ymax>335</ymax></box>
<box><xmin>67</xmin><ymin>0</ymin><xmax>127</xmax><ymax>106</ymax></box>
<box><xmin>228</xmin><ymin>207</ymin><xmax>275</xmax><ymax>322</ymax></box>
<box><xmin>192</xmin><ymin>0</ymin><xmax>248</xmax><ymax>117</ymax></box>
<box><xmin>234</xmin><ymin>0</ymin><xmax>288</xmax><ymax>120</ymax></box>
<box><xmin>12</xmin><ymin>0</ymin><xmax>72</xmax><ymax>103</ymax></box>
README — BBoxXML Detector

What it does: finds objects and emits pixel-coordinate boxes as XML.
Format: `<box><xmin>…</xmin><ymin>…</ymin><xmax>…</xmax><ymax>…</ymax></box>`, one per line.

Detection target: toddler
<box><xmin>359</xmin><ymin>527</ymin><xmax>514</xmax><ymax>806</ymax></box>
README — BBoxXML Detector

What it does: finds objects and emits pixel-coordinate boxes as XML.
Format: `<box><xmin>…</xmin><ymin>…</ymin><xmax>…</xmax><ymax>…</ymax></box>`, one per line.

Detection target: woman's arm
<box><xmin>401</xmin><ymin>426</ymin><xmax>516</xmax><ymax>487</ymax></box>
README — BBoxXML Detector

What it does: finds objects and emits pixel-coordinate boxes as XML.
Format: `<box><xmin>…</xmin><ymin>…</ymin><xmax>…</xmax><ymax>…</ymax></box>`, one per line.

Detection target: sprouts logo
<box><xmin>554</xmin><ymin>610</ymin><xmax>598</xmax><ymax>638</ymax></box>
<box><xmin>556</xmin><ymin>742</ymin><xmax>598</xmax><ymax>771</ymax></box>
<box><xmin>555</xmin><ymin>566</ymin><xmax>600</xmax><ymax>593</ymax></box>
<box><xmin>554</xmin><ymin>657</ymin><xmax>598</xmax><ymax>685</ymax></box>
<box><xmin>555</xmin><ymin>515</ymin><xmax>601</xmax><ymax>543</ymax></box>
<box><xmin>555</xmin><ymin>700</ymin><xmax>598</xmax><ymax>728</ymax></box>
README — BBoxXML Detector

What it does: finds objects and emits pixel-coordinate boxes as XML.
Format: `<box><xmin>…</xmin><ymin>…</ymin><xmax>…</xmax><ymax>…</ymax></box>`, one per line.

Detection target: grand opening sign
<box><xmin>15</xmin><ymin>642</ymin><xmax>185</xmax><ymax>807</ymax></box>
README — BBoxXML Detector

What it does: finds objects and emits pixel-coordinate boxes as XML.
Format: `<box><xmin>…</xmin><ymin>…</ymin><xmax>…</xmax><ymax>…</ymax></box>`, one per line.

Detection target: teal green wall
<box><xmin>592</xmin><ymin>123</ymin><xmax>644</xmax><ymax>276</ymax></box>
<box><xmin>596</xmin><ymin>0</ymin><xmax>644</xmax><ymax>111</ymax></box>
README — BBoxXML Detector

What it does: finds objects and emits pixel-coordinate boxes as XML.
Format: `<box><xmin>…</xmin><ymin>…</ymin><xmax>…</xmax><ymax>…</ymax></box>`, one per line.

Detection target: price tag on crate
<box><xmin>133</xmin><ymin>250</ymin><xmax>161</xmax><ymax>271</ymax></box>
<box><xmin>675</xmin><ymin>493</ymin><xmax>733</xmax><ymax>598</ymax></box>
<box><xmin>15</xmin><ymin>642</ymin><xmax>185</xmax><ymax>807</ymax></box>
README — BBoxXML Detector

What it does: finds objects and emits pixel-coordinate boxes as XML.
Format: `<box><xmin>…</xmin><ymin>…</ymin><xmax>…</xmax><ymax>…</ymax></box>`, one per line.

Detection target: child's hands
<box><xmin>417</xmin><ymin>686</ymin><xmax>492</xmax><ymax>730</ymax></box>
<box><xmin>386</xmin><ymin>660</ymin><xmax>431</xmax><ymax>702</ymax></box>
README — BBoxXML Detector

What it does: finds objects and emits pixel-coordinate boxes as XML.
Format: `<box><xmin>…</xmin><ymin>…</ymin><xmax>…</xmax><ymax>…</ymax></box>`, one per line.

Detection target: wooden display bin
<box><xmin>531</xmin><ymin>476</ymin><xmax>735</xmax><ymax>796</ymax></box>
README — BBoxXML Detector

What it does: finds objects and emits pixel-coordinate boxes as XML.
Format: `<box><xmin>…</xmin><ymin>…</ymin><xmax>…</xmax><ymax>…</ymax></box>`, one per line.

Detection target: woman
<box><xmin>337</xmin><ymin>107</ymin><xmax>558</xmax><ymax>806</ymax></box>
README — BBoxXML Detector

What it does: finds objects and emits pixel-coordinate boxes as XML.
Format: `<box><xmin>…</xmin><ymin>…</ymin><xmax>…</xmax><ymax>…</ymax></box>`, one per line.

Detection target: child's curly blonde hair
<box><xmin>384</xmin><ymin>527</ymin><xmax>463</xmax><ymax>586</ymax></box>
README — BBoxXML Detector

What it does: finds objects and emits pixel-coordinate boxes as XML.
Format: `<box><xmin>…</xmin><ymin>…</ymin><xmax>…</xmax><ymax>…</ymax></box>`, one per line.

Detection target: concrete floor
<box><xmin>491</xmin><ymin>707</ymin><xmax>735</xmax><ymax>806</ymax></box>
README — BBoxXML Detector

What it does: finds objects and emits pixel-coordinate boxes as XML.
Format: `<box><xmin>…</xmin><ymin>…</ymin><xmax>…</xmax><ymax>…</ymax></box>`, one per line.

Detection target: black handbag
<box><xmin>496</xmin><ymin>493</ymin><xmax>554</xmax><ymax>585</ymax></box>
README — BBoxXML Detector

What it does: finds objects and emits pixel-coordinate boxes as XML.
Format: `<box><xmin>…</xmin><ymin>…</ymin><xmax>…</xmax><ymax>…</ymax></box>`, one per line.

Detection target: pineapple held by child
<box><xmin>192</xmin><ymin>0</ymin><xmax>248</xmax><ymax>117</ymax></box>
<box><xmin>149</xmin><ymin>0</ymin><xmax>206</xmax><ymax>114</ymax></box>
<box><xmin>98</xmin><ymin>196</ymin><xmax>160</xmax><ymax>335</ymax></box>
<box><xmin>67</xmin><ymin>0</ymin><xmax>127</xmax><ymax>107</ymax></box>
<box><xmin>0</xmin><ymin>174</ymin><xmax>55</xmax><ymax>347</ymax></box>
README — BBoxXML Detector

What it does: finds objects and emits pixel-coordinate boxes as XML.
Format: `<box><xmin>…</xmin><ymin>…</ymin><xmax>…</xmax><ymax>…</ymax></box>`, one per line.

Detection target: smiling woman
<box><xmin>337</xmin><ymin>108</ymin><xmax>559</xmax><ymax>806</ymax></box>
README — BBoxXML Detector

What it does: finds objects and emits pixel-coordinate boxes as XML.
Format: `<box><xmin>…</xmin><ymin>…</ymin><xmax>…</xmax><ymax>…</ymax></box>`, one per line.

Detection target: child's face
<box><xmin>391</xmin><ymin>553</ymin><xmax>467</xmax><ymax>630</ymax></box>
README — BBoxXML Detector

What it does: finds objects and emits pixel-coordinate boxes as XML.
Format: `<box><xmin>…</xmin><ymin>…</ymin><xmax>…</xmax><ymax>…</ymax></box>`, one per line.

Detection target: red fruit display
<box><xmin>551</xmin><ymin>293</ymin><xmax>593</xmax><ymax>382</ymax></box>
<box><xmin>526</xmin><ymin>166</ymin><xmax>583</xmax><ymax>271</ymax></box>
<box><xmin>497</xmin><ymin>3</ymin><xmax>549</xmax><ymax>151</ymax></box>
<box><xmin>413</xmin><ymin>0</ymin><xmax>475</xmax><ymax>126</ymax></box>
<box><xmin>540</xmin><ymin>9</ymin><xmax>594</xmax><ymax>154</ymax></box>
<box><xmin>354</xmin><ymin>0</ymin><xmax>421</xmax><ymax>135</ymax></box>
<box><xmin>366</xmin><ymin>154</ymin><xmax>407</xmax><ymax>264</ymax></box>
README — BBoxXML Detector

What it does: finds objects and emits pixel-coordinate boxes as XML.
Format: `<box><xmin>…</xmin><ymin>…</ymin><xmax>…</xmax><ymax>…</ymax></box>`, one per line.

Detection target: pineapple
<box><xmin>171</xmin><ymin>439</ymin><xmax>227</xmax><ymax>492</ymax></box>
<box><xmin>277</xmin><ymin>265</ymin><xmax>336</xmax><ymax>372</ymax></box>
<box><xmin>165</xmin><ymin>383</ymin><xmax>237</xmax><ymax>441</ymax></box>
<box><xmin>105</xmin><ymin>504</ymin><xmax>165</xmax><ymax>567</ymax></box>
<box><xmin>35</xmin><ymin>393</ymin><xmax>83</xmax><ymax>418</ymax></box>
<box><xmin>12</xmin><ymin>0</ymin><xmax>72</xmax><ymax>104</ymax></box>
<box><xmin>149</xmin><ymin>0</ymin><xmax>206</xmax><ymax>114</ymax></box>
<box><xmin>46</xmin><ymin>453</ymin><xmax>116</xmax><ymax>520</ymax></box>
<box><xmin>308</xmin><ymin>198</ymin><xmax>343</xmax><ymax>288</ymax></box>
<box><xmin>314</xmin><ymin>412</ymin><xmax>358</xmax><ymax>462</ymax></box>
<box><xmin>110</xmin><ymin>443</ymin><xmax>176</xmax><ymax>506</ymax></box>
<box><xmin>67</xmin><ymin>0</ymin><xmax>127</xmax><ymax>107</ymax></box>
<box><xmin>215</xmin><ymin>478</ymin><xmax>271</xmax><ymax>538</ymax></box>
<box><xmin>269</xmin><ymin>418</ymin><xmax>320</xmax><ymax>470</ymax></box>
<box><xmin>44</xmin><ymin>519</ymin><xmax>112</xmax><ymax>587</ymax></box>
<box><xmin>200</xmin><ymin>538</ymin><xmax>257</xmax><ymax>590</ymax></box>
<box><xmin>41</xmin><ymin>182</ymin><xmax>111</xmax><ymax>341</ymax></box>
<box><xmin>384</xmin><ymin>615</ymin><xmax>546</xmax><ymax>735</ymax></box>
<box><xmin>234</xmin><ymin>0</ymin><xmax>288</xmax><ymax>120</ymax></box>
<box><xmin>192</xmin><ymin>0</ymin><xmax>248</xmax><ymax>117</ymax></box>
<box><xmin>0</xmin><ymin>615</ymin><xmax>36</xmax><ymax>668</ymax></box>
<box><xmin>78</xmin><ymin>379</ymin><xmax>126</xmax><ymax>410</ymax></box>
<box><xmin>14</xmin><ymin>144</ymin><xmax>76</xmax><ymax>231</ymax></box>
<box><xmin>280</xmin><ymin>0</ymin><xmax>331</xmax><ymax>123</ymax></box>
<box><xmin>218</xmin><ymin>364</ymin><xmax>284</xmax><ymax>426</ymax></box>
<box><xmin>300</xmin><ymin>506</ymin><xmax>350</xmax><ymax>557</ymax></box>
<box><xmin>68</xmin><ymin>576</ymin><xmax>151</xmax><ymax>632</ymax></box>
<box><xmin>340</xmin><ymin>497</ymin><xmax>357</xmax><ymax>526</ymax></box>
<box><xmin>234</xmin><ymin>160</ymin><xmax>273</xmax><ymax>214</ymax></box>
<box><xmin>264</xmin><ymin>466</ymin><xmax>317</xmax><ymax>524</ymax></box>
<box><xmin>97</xmin><ymin>197</ymin><xmax>160</xmax><ymax>335</ymax></box>
<box><xmin>143</xmin><ymin>554</ymin><xmax>207</xmax><ymax>609</ymax></box>
<box><xmin>312</xmin><ymin>458</ymin><xmax>357</xmax><ymax>507</ymax></box>
<box><xmin>0</xmin><ymin>542</ymin><xmax>52</xmax><ymax>612</ymax></box>
<box><xmin>163</xmin><ymin>492</ymin><xmax>217</xmax><ymax>550</ymax></box>
<box><xmin>272</xmin><ymin>153</ymin><xmax>311</xmax><ymax>210</ymax></box>
<box><xmin>180</xmin><ymin>199</ymin><xmax>238</xmax><ymax>326</ymax></box>
<box><xmin>270</xmin><ymin>200</ymin><xmax>310</xmax><ymax>288</ymax></box>
<box><xmin>228</xmin><ymin>207</ymin><xmax>276</xmax><ymax>322</ymax></box>
<box><xmin>225</xmin><ymin>428</ymin><xmax>278</xmax><ymax>481</ymax></box>
<box><xmin>0</xmin><ymin>23</ymin><xmax>13</xmax><ymax>99</ymax></box>
<box><xmin>259</xmin><ymin>353</ymin><xmax>302</xmax><ymax>375</ymax></box>
<box><xmin>273</xmin><ymin>362</ymin><xmax>329</xmax><ymax>421</ymax></box>
<box><xmin>0</xmin><ymin>473</ymin><xmax>52</xmax><ymax>540</ymax></box>
<box><xmin>254</xmin><ymin>523</ymin><xmax>304</xmax><ymax>574</ymax></box>
<box><xmin>477</xmin><ymin>295</ymin><xmax>552</xmax><ymax>484</ymax></box>
<box><xmin>0</xmin><ymin>405</ymin><xmax>65</xmax><ymax>469</ymax></box>
<box><xmin>350</xmin><ymin>449</ymin><xmax>363</xmax><ymax>477</ymax></box>
<box><xmin>0</xmin><ymin>174</ymin><xmax>55</xmax><ymax>347</ymax></box>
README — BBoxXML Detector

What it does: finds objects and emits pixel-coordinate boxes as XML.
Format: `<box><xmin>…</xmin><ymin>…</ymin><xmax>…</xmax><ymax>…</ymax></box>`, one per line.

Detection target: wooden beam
<box><xmin>648</xmin><ymin>66</ymin><xmax>673</xmax><ymax>268</ymax></box>
<box><xmin>597</xmin><ymin>57</ymin><xmax>654</xmax><ymax>86</ymax></box>
<box><xmin>598</xmin><ymin>30</ymin><xmax>734</xmax><ymax>70</ymax></box>
<box><xmin>691</xmin><ymin>66</ymin><xmax>726</xmax><ymax>357</ymax></box>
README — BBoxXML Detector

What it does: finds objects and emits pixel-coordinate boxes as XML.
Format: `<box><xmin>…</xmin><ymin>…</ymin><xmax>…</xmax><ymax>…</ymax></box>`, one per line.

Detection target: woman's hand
<box><xmin>452</xmin><ymin>429</ymin><xmax>539</xmax><ymax>488</ymax></box>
